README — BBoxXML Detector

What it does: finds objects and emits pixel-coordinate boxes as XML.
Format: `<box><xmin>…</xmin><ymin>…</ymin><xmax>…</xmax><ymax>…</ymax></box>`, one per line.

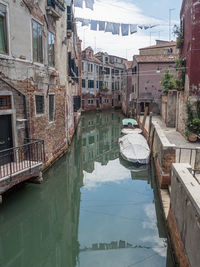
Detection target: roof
<box><xmin>82</xmin><ymin>57</ymin><xmax>102</xmax><ymax>64</ymax></box>
<box><xmin>139</xmin><ymin>41</ymin><xmax>176</xmax><ymax>50</ymax></box>
<box><xmin>133</xmin><ymin>55</ymin><xmax>177</xmax><ymax>63</ymax></box>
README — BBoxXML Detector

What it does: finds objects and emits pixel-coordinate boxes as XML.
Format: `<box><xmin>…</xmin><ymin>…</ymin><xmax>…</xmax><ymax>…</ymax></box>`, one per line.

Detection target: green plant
<box><xmin>185</xmin><ymin>129</ymin><xmax>192</xmax><ymax>137</ymax></box>
<box><xmin>161</xmin><ymin>69</ymin><xmax>176</xmax><ymax>94</ymax></box>
<box><xmin>174</xmin><ymin>58</ymin><xmax>186</xmax><ymax>91</ymax></box>
<box><xmin>173</xmin><ymin>25</ymin><xmax>184</xmax><ymax>49</ymax></box>
<box><xmin>188</xmin><ymin>118</ymin><xmax>200</xmax><ymax>134</ymax></box>
<box><xmin>185</xmin><ymin>101</ymin><xmax>200</xmax><ymax>135</ymax></box>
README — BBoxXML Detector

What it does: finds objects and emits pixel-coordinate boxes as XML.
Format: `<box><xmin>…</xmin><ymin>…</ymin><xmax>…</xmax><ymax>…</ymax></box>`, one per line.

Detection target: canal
<box><xmin>0</xmin><ymin>111</ymin><xmax>175</xmax><ymax>267</ymax></box>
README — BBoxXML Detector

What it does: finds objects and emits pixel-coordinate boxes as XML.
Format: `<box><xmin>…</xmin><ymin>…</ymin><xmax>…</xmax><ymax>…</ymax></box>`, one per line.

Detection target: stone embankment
<box><xmin>138</xmin><ymin>114</ymin><xmax>200</xmax><ymax>267</ymax></box>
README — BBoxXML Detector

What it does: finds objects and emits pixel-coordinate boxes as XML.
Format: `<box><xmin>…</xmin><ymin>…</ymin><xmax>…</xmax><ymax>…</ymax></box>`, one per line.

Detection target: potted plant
<box><xmin>185</xmin><ymin>101</ymin><xmax>200</xmax><ymax>142</ymax></box>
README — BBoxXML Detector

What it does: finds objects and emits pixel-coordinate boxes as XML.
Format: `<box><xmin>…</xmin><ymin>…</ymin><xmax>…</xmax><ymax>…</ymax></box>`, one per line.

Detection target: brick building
<box><xmin>176</xmin><ymin>0</ymin><xmax>200</xmax><ymax>134</ymax></box>
<box><xmin>81</xmin><ymin>47</ymin><xmax>126</xmax><ymax>111</ymax></box>
<box><xmin>129</xmin><ymin>41</ymin><xmax>178</xmax><ymax>115</ymax></box>
<box><xmin>0</xmin><ymin>0</ymin><xmax>81</xmax><ymax>197</ymax></box>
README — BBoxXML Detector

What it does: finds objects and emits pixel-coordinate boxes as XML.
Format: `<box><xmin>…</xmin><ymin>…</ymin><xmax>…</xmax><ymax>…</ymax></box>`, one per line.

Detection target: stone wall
<box><xmin>161</xmin><ymin>91</ymin><xmax>178</xmax><ymax>128</ymax></box>
<box><xmin>168</xmin><ymin>163</ymin><xmax>200</xmax><ymax>267</ymax></box>
<box><xmin>149</xmin><ymin>122</ymin><xmax>176</xmax><ymax>188</ymax></box>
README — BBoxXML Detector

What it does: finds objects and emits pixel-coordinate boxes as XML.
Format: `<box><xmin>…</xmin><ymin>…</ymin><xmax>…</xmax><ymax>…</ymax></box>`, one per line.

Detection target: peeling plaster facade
<box><xmin>0</xmin><ymin>0</ymin><xmax>81</xmax><ymax>168</ymax></box>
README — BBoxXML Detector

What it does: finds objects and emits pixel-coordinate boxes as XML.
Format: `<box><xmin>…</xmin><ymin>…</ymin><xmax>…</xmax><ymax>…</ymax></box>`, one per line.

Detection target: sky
<box><xmin>74</xmin><ymin>0</ymin><xmax>183</xmax><ymax>60</ymax></box>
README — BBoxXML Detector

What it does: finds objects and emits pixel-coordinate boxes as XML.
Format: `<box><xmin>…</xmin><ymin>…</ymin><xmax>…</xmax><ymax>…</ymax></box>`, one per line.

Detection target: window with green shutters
<box><xmin>32</xmin><ymin>20</ymin><xmax>43</xmax><ymax>63</ymax></box>
<box><xmin>0</xmin><ymin>4</ymin><xmax>8</xmax><ymax>54</ymax></box>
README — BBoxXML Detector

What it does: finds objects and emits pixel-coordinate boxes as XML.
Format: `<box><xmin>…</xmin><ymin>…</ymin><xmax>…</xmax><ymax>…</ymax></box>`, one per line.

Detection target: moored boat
<box><xmin>119</xmin><ymin>134</ymin><xmax>150</xmax><ymax>164</ymax></box>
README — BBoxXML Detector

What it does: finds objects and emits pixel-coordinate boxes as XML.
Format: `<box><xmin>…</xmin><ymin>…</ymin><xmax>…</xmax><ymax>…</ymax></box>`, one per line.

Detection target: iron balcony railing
<box><xmin>0</xmin><ymin>139</ymin><xmax>45</xmax><ymax>179</ymax></box>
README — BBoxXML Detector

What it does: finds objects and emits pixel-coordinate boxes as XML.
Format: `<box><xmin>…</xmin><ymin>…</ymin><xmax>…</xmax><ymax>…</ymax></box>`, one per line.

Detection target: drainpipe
<box><xmin>137</xmin><ymin>63</ymin><xmax>140</xmax><ymax>116</ymax></box>
<box><xmin>0</xmin><ymin>77</ymin><xmax>29</xmax><ymax>139</ymax></box>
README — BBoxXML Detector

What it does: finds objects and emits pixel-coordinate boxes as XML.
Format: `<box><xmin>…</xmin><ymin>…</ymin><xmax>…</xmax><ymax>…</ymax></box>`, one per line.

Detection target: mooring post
<box><xmin>142</xmin><ymin>106</ymin><xmax>148</xmax><ymax>131</ymax></box>
<box><xmin>194</xmin><ymin>147</ymin><xmax>200</xmax><ymax>172</ymax></box>
<box><xmin>148</xmin><ymin>112</ymin><xmax>153</xmax><ymax>142</ymax></box>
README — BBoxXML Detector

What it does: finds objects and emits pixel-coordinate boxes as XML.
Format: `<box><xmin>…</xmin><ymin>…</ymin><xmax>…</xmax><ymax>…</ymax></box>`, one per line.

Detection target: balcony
<box><xmin>46</xmin><ymin>0</ymin><xmax>65</xmax><ymax>19</ymax></box>
<box><xmin>0</xmin><ymin>139</ymin><xmax>45</xmax><ymax>198</ymax></box>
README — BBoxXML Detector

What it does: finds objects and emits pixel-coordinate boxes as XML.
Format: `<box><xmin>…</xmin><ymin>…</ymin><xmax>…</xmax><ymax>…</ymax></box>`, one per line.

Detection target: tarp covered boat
<box><xmin>121</xmin><ymin>128</ymin><xmax>142</xmax><ymax>135</ymax></box>
<box><xmin>122</xmin><ymin>119</ymin><xmax>138</xmax><ymax>127</ymax></box>
<box><xmin>119</xmin><ymin>134</ymin><xmax>150</xmax><ymax>164</ymax></box>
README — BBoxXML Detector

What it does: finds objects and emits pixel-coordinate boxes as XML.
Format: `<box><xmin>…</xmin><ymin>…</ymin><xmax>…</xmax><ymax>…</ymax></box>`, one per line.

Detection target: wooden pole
<box><xmin>142</xmin><ymin>106</ymin><xmax>148</xmax><ymax>131</ymax></box>
<box><xmin>148</xmin><ymin>112</ymin><xmax>153</xmax><ymax>142</ymax></box>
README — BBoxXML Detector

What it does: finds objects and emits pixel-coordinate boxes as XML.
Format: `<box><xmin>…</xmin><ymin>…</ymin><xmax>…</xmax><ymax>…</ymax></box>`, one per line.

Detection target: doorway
<box><xmin>0</xmin><ymin>115</ymin><xmax>13</xmax><ymax>165</ymax></box>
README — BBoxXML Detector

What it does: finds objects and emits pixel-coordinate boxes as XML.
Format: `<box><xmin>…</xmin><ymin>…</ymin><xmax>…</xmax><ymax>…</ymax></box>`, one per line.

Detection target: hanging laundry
<box><xmin>138</xmin><ymin>25</ymin><xmax>144</xmax><ymax>30</ymax></box>
<box><xmin>144</xmin><ymin>25</ymin><xmax>150</xmax><ymax>30</ymax></box>
<box><xmin>130</xmin><ymin>24</ymin><xmax>137</xmax><ymax>34</ymax></box>
<box><xmin>121</xmin><ymin>24</ymin><xmax>129</xmax><ymax>36</ymax></box>
<box><xmin>74</xmin><ymin>0</ymin><xmax>83</xmax><ymax>8</ymax></box>
<box><xmin>82</xmin><ymin>19</ymin><xmax>90</xmax><ymax>26</ymax></box>
<box><xmin>76</xmin><ymin>17</ymin><xmax>83</xmax><ymax>23</ymax></box>
<box><xmin>149</xmin><ymin>24</ymin><xmax>159</xmax><ymax>29</ymax></box>
<box><xmin>99</xmin><ymin>21</ymin><xmax>105</xmax><ymax>31</ymax></box>
<box><xmin>112</xmin><ymin>23</ymin><xmax>120</xmax><ymax>35</ymax></box>
<box><xmin>105</xmin><ymin>22</ymin><xmax>114</xmax><ymax>33</ymax></box>
<box><xmin>90</xmin><ymin>20</ymin><xmax>98</xmax><ymax>31</ymax></box>
<box><xmin>85</xmin><ymin>0</ymin><xmax>94</xmax><ymax>10</ymax></box>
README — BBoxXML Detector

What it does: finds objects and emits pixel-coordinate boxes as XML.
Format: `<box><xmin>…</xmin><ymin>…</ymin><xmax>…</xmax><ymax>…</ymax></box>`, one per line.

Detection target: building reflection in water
<box><xmin>0</xmin><ymin>132</ymin><xmax>83</xmax><ymax>267</ymax></box>
<box><xmin>0</xmin><ymin>111</ymin><xmax>174</xmax><ymax>267</ymax></box>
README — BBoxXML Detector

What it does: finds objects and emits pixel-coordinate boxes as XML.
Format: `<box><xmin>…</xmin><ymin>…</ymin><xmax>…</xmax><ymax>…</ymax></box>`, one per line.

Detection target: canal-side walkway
<box><xmin>138</xmin><ymin>115</ymin><xmax>200</xmax><ymax>218</ymax></box>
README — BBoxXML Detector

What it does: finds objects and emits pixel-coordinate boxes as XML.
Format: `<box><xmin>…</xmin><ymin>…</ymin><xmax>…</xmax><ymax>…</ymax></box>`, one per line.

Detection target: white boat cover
<box><xmin>121</xmin><ymin>128</ymin><xmax>142</xmax><ymax>135</ymax></box>
<box><xmin>119</xmin><ymin>134</ymin><xmax>150</xmax><ymax>164</ymax></box>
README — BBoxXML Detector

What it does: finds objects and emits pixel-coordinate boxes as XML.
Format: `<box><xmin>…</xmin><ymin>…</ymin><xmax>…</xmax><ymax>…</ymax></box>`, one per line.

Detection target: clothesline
<box><xmin>67</xmin><ymin>0</ymin><xmax>94</xmax><ymax>10</ymax></box>
<box><xmin>75</xmin><ymin>17</ymin><xmax>160</xmax><ymax>36</ymax></box>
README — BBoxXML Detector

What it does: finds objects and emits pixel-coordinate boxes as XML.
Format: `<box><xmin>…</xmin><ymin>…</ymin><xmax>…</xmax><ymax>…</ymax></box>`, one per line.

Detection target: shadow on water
<box><xmin>0</xmin><ymin>110</ymin><xmax>175</xmax><ymax>267</ymax></box>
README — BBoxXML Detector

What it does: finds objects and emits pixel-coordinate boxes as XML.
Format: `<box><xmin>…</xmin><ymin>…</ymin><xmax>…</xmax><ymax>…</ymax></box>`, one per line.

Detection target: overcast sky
<box><xmin>74</xmin><ymin>0</ymin><xmax>183</xmax><ymax>59</ymax></box>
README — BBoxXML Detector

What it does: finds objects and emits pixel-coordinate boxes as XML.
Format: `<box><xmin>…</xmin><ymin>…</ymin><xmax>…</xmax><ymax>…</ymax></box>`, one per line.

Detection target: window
<box><xmin>82</xmin><ymin>79</ymin><xmax>85</xmax><ymax>88</ymax></box>
<box><xmin>82</xmin><ymin>62</ymin><xmax>84</xmax><ymax>71</ymax></box>
<box><xmin>99</xmin><ymin>81</ymin><xmax>103</xmax><ymax>89</ymax></box>
<box><xmin>73</xmin><ymin>95</ymin><xmax>81</xmax><ymax>112</ymax></box>
<box><xmin>88</xmin><ymin>99</ymin><xmax>94</xmax><ymax>105</ymax></box>
<box><xmin>115</xmin><ymin>69</ymin><xmax>119</xmax><ymax>76</ymax></box>
<box><xmin>35</xmin><ymin>95</ymin><xmax>45</xmax><ymax>114</ymax></box>
<box><xmin>105</xmin><ymin>67</ymin><xmax>110</xmax><ymax>75</ymax></box>
<box><xmin>88</xmin><ymin>80</ymin><xmax>94</xmax><ymax>89</ymax></box>
<box><xmin>33</xmin><ymin>20</ymin><xmax>43</xmax><ymax>63</ymax></box>
<box><xmin>0</xmin><ymin>96</ymin><xmax>11</xmax><ymax>110</ymax></box>
<box><xmin>88</xmin><ymin>63</ymin><xmax>93</xmax><ymax>73</ymax></box>
<box><xmin>49</xmin><ymin>95</ymin><xmax>55</xmax><ymax>122</ymax></box>
<box><xmin>48</xmin><ymin>32</ymin><xmax>55</xmax><ymax>67</ymax></box>
<box><xmin>0</xmin><ymin>4</ymin><xmax>8</xmax><ymax>54</ymax></box>
<box><xmin>112</xmin><ymin>82</ymin><xmax>114</xmax><ymax>91</ymax></box>
<box><xmin>96</xmin><ymin>81</ymin><xmax>99</xmax><ymax>89</ymax></box>
<box><xmin>89</xmin><ymin>136</ymin><xmax>95</xmax><ymax>145</ymax></box>
<box><xmin>105</xmin><ymin>57</ymin><xmax>108</xmax><ymax>63</ymax></box>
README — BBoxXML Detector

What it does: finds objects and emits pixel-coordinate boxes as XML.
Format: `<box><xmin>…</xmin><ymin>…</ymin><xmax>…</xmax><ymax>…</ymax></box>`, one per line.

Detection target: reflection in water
<box><xmin>0</xmin><ymin>111</ymin><xmax>174</xmax><ymax>267</ymax></box>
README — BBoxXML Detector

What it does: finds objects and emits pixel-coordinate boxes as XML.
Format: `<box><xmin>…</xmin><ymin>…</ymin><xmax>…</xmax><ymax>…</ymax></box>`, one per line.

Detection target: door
<box><xmin>0</xmin><ymin>115</ymin><xmax>13</xmax><ymax>165</ymax></box>
<box><xmin>96</xmin><ymin>100</ymin><xmax>99</xmax><ymax>108</ymax></box>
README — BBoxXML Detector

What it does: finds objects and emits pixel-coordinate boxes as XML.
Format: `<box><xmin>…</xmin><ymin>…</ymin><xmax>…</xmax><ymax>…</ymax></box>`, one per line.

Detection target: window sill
<box><xmin>35</xmin><ymin>113</ymin><xmax>45</xmax><ymax>117</ymax></box>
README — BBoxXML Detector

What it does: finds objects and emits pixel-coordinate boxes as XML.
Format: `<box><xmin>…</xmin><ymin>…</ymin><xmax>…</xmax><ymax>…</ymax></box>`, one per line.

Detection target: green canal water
<box><xmin>0</xmin><ymin>111</ymin><xmax>175</xmax><ymax>267</ymax></box>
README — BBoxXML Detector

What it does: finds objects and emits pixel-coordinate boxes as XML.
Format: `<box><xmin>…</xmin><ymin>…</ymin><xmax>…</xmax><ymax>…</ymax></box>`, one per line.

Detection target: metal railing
<box><xmin>175</xmin><ymin>147</ymin><xmax>198</xmax><ymax>168</ymax></box>
<box><xmin>0</xmin><ymin>139</ymin><xmax>45</xmax><ymax>179</ymax></box>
